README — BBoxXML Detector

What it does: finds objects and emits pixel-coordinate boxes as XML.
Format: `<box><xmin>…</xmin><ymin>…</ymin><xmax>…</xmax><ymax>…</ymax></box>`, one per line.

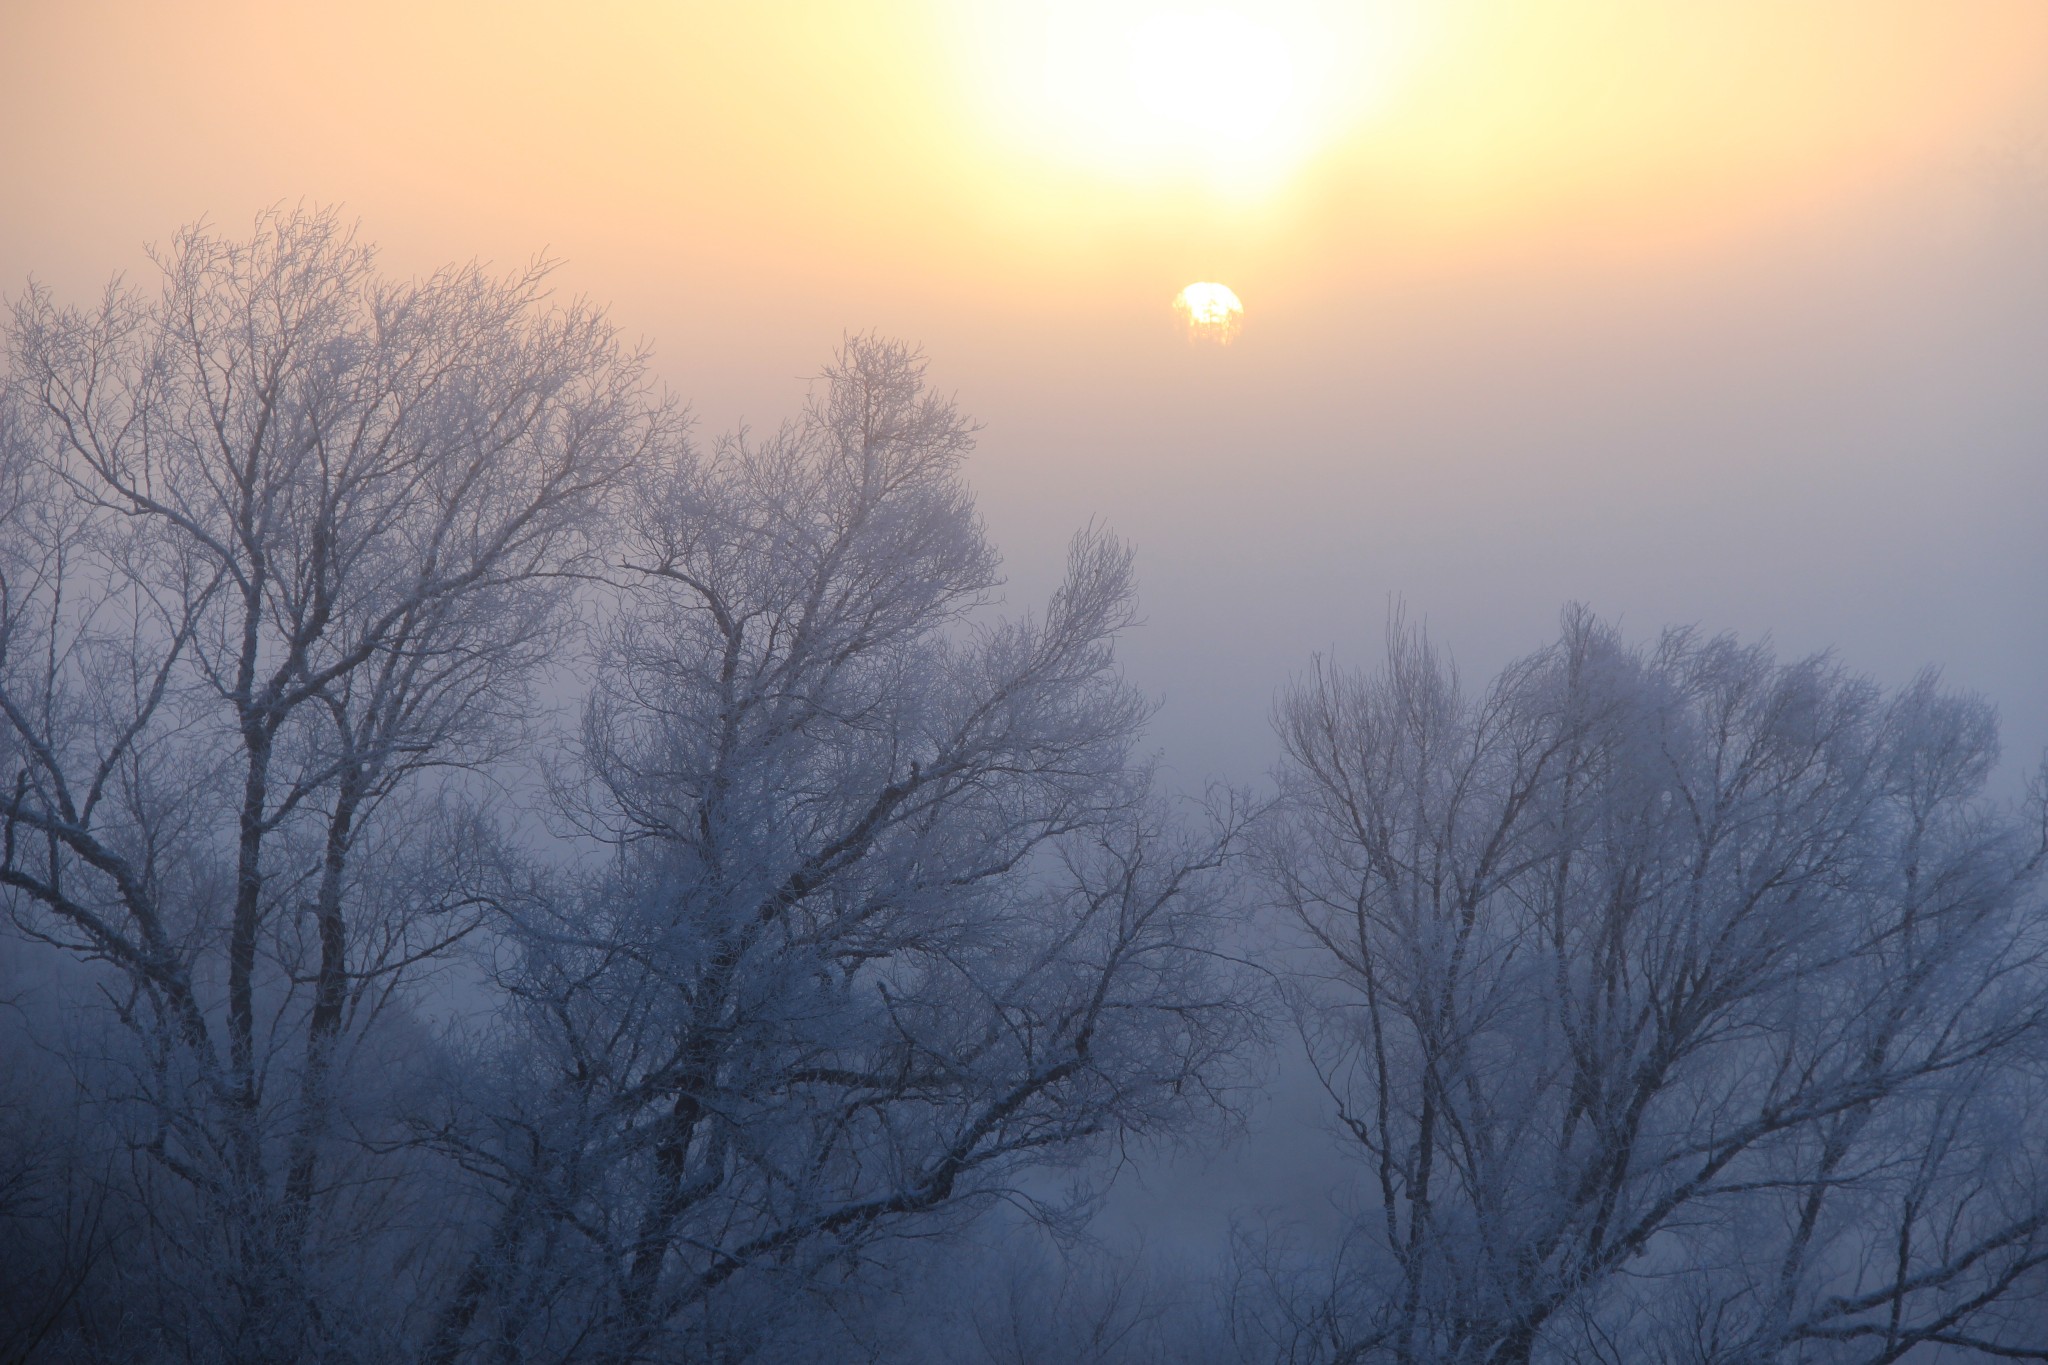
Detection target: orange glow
<box><xmin>954</xmin><ymin>2</ymin><xmax>1426</xmax><ymax>195</ymax></box>
<box><xmin>1</xmin><ymin>2</ymin><xmax>2045</xmax><ymax>337</ymax></box>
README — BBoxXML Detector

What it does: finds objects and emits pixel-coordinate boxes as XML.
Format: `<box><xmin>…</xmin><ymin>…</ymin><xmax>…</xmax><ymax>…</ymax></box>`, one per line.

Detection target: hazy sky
<box><xmin>6</xmin><ymin>2</ymin><xmax>2045</xmax><ymax>792</ymax></box>
<box><xmin>5</xmin><ymin>0</ymin><xmax>2047</xmax><ymax>1254</ymax></box>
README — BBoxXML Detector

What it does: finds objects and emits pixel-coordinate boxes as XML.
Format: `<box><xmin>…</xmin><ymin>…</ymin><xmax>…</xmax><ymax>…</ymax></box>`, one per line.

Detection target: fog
<box><xmin>997</xmin><ymin>183</ymin><xmax>2048</xmax><ymax>795</ymax></box>
<box><xmin>4</xmin><ymin>3</ymin><xmax>2047</xmax><ymax>1359</ymax></box>
<box><xmin>10</xmin><ymin>6</ymin><xmax>2040</xmax><ymax>790</ymax></box>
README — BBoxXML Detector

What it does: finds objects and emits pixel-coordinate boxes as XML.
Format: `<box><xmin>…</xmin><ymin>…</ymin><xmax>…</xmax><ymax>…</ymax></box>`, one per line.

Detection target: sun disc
<box><xmin>1174</xmin><ymin>282</ymin><xmax>1244</xmax><ymax>343</ymax></box>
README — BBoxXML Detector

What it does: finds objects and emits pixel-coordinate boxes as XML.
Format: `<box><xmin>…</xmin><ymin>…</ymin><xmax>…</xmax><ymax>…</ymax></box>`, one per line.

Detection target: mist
<box><xmin>4</xmin><ymin>4</ymin><xmax>2047</xmax><ymax>1362</ymax></box>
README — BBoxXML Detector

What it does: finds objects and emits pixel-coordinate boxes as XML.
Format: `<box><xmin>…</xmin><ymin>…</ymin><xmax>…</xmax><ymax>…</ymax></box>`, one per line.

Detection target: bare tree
<box><xmin>421</xmin><ymin>338</ymin><xmax>1258</xmax><ymax>1364</ymax></box>
<box><xmin>1261</xmin><ymin>609</ymin><xmax>2048</xmax><ymax>1364</ymax></box>
<box><xmin>0</xmin><ymin>208</ymin><xmax>676</xmax><ymax>1362</ymax></box>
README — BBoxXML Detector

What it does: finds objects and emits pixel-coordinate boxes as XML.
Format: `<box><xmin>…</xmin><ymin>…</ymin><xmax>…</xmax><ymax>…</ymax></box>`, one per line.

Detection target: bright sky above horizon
<box><xmin>8</xmin><ymin>4</ymin><xmax>2045</xmax><ymax>294</ymax></box>
<box><xmin>3</xmin><ymin>1</ymin><xmax>2047</xmax><ymax>807</ymax></box>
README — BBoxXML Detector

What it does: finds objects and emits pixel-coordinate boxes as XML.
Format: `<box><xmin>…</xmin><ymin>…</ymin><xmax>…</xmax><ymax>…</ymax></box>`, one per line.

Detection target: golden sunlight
<box><xmin>1128</xmin><ymin>12</ymin><xmax>1294</xmax><ymax>146</ymax></box>
<box><xmin>1174</xmin><ymin>281</ymin><xmax>1244</xmax><ymax>342</ymax></box>
<box><xmin>958</xmin><ymin>2</ymin><xmax>1423</xmax><ymax>195</ymax></box>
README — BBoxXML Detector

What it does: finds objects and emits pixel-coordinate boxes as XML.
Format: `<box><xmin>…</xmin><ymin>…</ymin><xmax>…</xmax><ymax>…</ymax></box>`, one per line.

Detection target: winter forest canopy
<box><xmin>0</xmin><ymin>210</ymin><xmax>2044</xmax><ymax>1365</ymax></box>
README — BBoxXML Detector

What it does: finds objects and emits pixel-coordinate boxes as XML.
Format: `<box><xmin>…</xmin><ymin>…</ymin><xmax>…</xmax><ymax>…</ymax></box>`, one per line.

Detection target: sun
<box><xmin>1174</xmin><ymin>282</ymin><xmax>1243</xmax><ymax>343</ymax></box>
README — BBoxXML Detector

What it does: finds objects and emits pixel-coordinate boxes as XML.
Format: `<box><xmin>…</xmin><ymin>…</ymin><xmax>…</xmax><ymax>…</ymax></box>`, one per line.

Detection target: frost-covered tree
<box><xmin>421</xmin><ymin>338</ymin><xmax>1257</xmax><ymax>1364</ymax></box>
<box><xmin>0</xmin><ymin>208</ymin><xmax>675</xmax><ymax>1361</ymax></box>
<box><xmin>1262</xmin><ymin>610</ymin><xmax>2048</xmax><ymax>1364</ymax></box>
